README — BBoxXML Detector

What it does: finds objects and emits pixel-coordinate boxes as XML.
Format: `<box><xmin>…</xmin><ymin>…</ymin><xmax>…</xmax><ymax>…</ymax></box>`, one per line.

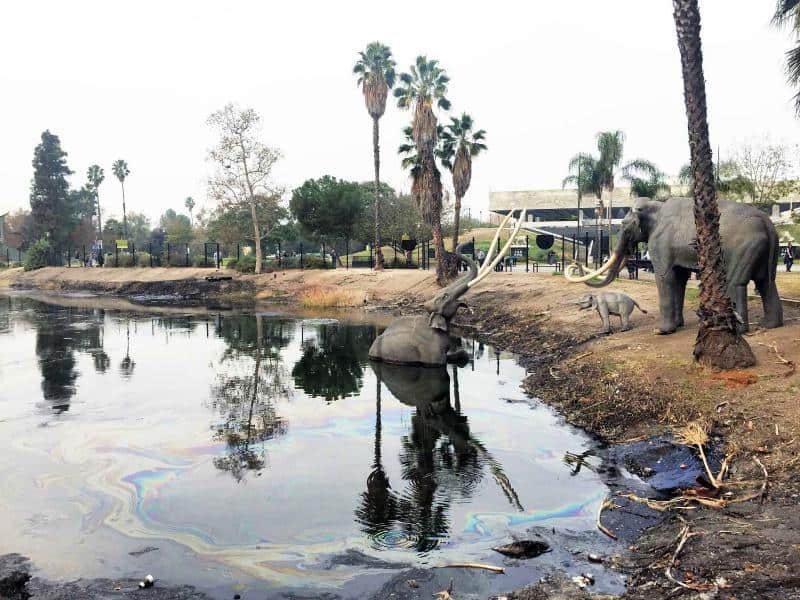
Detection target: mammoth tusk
<box><xmin>468</xmin><ymin>208</ymin><xmax>527</xmax><ymax>289</ymax></box>
<box><xmin>477</xmin><ymin>211</ymin><xmax>514</xmax><ymax>278</ymax></box>
<box><xmin>564</xmin><ymin>253</ymin><xmax>619</xmax><ymax>283</ymax></box>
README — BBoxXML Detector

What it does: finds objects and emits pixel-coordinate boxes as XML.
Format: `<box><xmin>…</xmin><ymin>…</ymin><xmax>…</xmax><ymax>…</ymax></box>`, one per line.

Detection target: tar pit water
<box><xmin>0</xmin><ymin>294</ymin><xmax>623</xmax><ymax>598</ymax></box>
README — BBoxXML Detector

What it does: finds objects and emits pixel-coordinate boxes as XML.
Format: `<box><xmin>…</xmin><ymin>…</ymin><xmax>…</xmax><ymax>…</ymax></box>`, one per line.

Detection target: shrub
<box><xmin>301</xmin><ymin>255</ymin><xmax>329</xmax><ymax>269</ymax></box>
<box><xmin>24</xmin><ymin>239</ymin><xmax>50</xmax><ymax>271</ymax></box>
<box><xmin>235</xmin><ymin>254</ymin><xmax>257</xmax><ymax>273</ymax></box>
<box><xmin>136</xmin><ymin>252</ymin><xmax>152</xmax><ymax>267</ymax></box>
<box><xmin>221</xmin><ymin>257</ymin><xmax>238</xmax><ymax>268</ymax></box>
<box><xmin>104</xmin><ymin>252</ymin><xmax>134</xmax><ymax>267</ymax></box>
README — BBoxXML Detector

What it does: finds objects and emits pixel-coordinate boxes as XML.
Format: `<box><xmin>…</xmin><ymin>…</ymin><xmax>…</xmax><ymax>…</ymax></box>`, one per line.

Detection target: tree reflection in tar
<box><xmin>209</xmin><ymin>314</ymin><xmax>293</xmax><ymax>482</ymax></box>
<box><xmin>13</xmin><ymin>299</ymin><xmax>110</xmax><ymax>413</ymax></box>
<box><xmin>291</xmin><ymin>322</ymin><xmax>375</xmax><ymax>402</ymax></box>
<box><xmin>356</xmin><ymin>363</ymin><xmax>523</xmax><ymax>552</ymax></box>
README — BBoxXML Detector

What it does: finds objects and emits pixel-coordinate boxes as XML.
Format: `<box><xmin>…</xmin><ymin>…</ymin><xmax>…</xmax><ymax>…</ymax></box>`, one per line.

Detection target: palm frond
<box><xmin>772</xmin><ymin>0</ymin><xmax>800</xmax><ymax>26</ymax></box>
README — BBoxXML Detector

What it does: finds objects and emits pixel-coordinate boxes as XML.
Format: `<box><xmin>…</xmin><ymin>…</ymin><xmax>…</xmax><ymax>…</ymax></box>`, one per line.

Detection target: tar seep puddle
<box><xmin>0</xmin><ymin>294</ymin><xmax>620</xmax><ymax>598</ymax></box>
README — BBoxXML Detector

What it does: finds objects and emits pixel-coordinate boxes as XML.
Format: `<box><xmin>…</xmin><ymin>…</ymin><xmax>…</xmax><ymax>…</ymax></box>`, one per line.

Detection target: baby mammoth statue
<box><xmin>570</xmin><ymin>291</ymin><xmax>647</xmax><ymax>334</ymax></box>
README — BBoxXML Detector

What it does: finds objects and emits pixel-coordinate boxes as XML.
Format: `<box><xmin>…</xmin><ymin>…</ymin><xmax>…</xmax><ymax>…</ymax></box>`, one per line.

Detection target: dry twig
<box><xmin>674</xmin><ymin>421</ymin><xmax>719</xmax><ymax>488</ymax></box>
<box><xmin>597</xmin><ymin>496</ymin><xmax>618</xmax><ymax>539</ymax></box>
<box><xmin>433</xmin><ymin>563</ymin><xmax>504</xmax><ymax>574</ymax></box>
<box><xmin>665</xmin><ymin>525</ymin><xmax>714</xmax><ymax>591</ymax></box>
<box><xmin>757</xmin><ymin>341</ymin><xmax>796</xmax><ymax>376</ymax></box>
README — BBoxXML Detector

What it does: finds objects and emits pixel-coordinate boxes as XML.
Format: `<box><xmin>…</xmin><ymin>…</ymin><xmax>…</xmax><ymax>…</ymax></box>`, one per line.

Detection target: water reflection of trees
<box><xmin>11</xmin><ymin>299</ymin><xmax>110</xmax><ymax>413</ymax></box>
<box><xmin>209</xmin><ymin>315</ymin><xmax>293</xmax><ymax>482</ymax></box>
<box><xmin>356</xmin><ymin>364</ymin><xmax>523</xmax><ymax>552</ymax></box>
<box><xmin>291</xmin><ymin>323</ymin><xmax>375</xmax><ymax>402</ymax></box>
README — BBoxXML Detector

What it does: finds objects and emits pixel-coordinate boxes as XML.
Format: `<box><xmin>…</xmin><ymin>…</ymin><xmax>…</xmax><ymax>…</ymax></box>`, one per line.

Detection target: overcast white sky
<box><xmin>1</xmin><ymin>1</ymin><xmax>797</xmax><ymax>222</ymax></box>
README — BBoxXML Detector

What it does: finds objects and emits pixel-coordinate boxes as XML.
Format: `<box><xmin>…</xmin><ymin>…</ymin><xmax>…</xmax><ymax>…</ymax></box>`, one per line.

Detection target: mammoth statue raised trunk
<box><xmin>564</xmin><ymin>197</ymin><xmax>782</xmax><ymax>334</ymax></box>
<box><xmin>369</xmin><ymin>210</ymin><xmax>527</xmax><ymax>366</ymax></box>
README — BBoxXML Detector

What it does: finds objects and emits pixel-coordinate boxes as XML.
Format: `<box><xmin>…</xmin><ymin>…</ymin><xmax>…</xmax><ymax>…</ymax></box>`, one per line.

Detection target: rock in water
<box><xmin>491</xmin><ymin>540</ymin><xmax>551</xmax><ymax>558</ymax></box>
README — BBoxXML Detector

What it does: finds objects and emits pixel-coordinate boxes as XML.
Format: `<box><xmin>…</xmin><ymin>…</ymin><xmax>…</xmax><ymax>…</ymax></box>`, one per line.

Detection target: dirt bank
<box><xmin>4</xmin><ymin>266</ymin><xmax>800</xmax><ymax>598</ymax></box>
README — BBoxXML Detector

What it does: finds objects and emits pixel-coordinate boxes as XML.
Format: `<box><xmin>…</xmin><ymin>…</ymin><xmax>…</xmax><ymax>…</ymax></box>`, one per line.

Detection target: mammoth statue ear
<box><xmin>428</xmin><ymin>313</ymin><xmax>448</xmax><ymax>332</ymax></box>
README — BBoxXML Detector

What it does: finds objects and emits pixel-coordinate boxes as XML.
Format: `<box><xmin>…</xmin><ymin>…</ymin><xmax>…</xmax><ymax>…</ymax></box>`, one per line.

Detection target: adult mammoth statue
<box><xmin>369</xmin><ymin>210</ymin><xmax>527</xmax><ymax>365</ymax></box>
<box><xmin>564</xmin><ymin>197</ymin><xmax>782</xmax><ymax>334</ymax></box>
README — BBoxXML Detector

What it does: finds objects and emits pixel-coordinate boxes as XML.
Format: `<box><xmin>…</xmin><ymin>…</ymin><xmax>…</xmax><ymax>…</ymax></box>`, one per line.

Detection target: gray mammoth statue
<box><xmin>565</xmin><ymin>197</ymin><xmax>782</xmax><ymax>334</ymax></box>
<box><xmin>569</xmin><ymin>291</ymin><xmax>647</xmax><ymax>334</ymax></box>
<box><xmin>369</xmin><ymin>210</ymin><xmax>527</xmax><ymax>366</ymax></box>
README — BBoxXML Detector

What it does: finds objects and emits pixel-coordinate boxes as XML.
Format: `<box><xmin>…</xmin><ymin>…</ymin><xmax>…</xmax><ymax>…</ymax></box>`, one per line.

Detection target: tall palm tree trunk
<box><xmin>451</xmin><ymin>193</ymin><xmax>462</xmax><ymax>252</ymax></box>
<box><xmin>121</xmin><ymin>183</ymin><xmax>128</xmax><ymax>238</ymax></box>
<box><xmin>673</xmin><ymin>0</ymin><xmax>755</xmax><ymax>369</ymax></box>
<box><xmin>96</xmin><ymin>193</ymin><xmax>102</xmax><ymax>238</ymax></box>
<box><xmin>372</xmin><ymin>117</ymin><xmax>385</xmax><ymax>270</ymax></box>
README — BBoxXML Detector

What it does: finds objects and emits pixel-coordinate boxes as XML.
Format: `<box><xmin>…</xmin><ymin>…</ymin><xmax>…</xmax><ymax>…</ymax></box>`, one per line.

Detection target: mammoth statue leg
<box><xmin>755</xmin><ymin>276</ymin><xmax>783</xmax><ymax>329</ymax></box>
<box><xmin>655</xmin><ymin>268</ymin><xmax>679</xmax><ymax>335</ymax></box>
<box><xmin>620</xmin><ymin>305</ymin><xmax>631</xmax><ymax>331</ymax></box>
<box><xmin>673</xmin><ymin>267</ymin><xmax>690</xmax><ymax>328</ymax></box>
<box><xmin>597</xmin><ymin>302</ymin><xmax>612</xmax><ymax>334</ymax></box>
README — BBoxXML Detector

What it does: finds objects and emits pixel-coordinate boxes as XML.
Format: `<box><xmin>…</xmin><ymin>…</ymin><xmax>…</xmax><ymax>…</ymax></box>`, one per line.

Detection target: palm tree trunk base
<box><xmin>437</xmin><ymin>250</ymin><xmax>459</xmax><ymax>285</ymax></box>
<box><xmin>693</xmin><ymin>327</ymin><xmax>756</xmax><ymax>370</ymax></box>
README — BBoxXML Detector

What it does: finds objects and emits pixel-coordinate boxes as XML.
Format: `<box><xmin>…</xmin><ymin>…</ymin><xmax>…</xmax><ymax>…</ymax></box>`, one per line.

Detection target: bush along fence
<box><xmin>32</xmin><ymin>238</ymin><xmax>443</xmax><ymax>272</ymax></box>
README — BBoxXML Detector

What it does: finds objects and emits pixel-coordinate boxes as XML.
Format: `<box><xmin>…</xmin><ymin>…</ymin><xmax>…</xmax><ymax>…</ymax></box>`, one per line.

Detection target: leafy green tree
<box><xmin>126</xmin><ymin>212</ymin><xmax>152</xmax><ymax>249</ymax></box>
<box><xmin>159</xmin><ymin>209</ymin><xmax>193</xmax><ymax>245</ymax></box>
<box><xmin>87</xmin><ymin>165</ymin><xmax>105</xmax><ymax>237</ymax></box>
<box><xmin>185</xmin><ymin>196</ymin><xmax>195</xmax><ymax>226</ymax></box>
<box><xmin>773</xmin><ymin>0</ymin><xmax>800</xmax><ymax>115</ymax></box>
<box><xmin>102</xmin><ymin>218</ymin><xmax>124</xmax><ymax>250</ymax></box>
<box><xmin>672</xmin><ymin>0</ymin><xmax>755</xmax><ymax>368</ymax></box>
<box><xmin>394</xmin><ymin>56</ymin><xmax>452</xmax><ymax>283</ymax></box>
<box><xmin>207</xmin><ymin>104</ymin><xmax>283</xmax><ymax>274</ymax></box>
<box><xmin>112</xmin><ymin>160</ymin><xmax>130</xmax><ymax>237</ymax></box>
<box><xmin>621</xmin><ymin>159</ymin><xmax>671</xmax><ymax>199</ymax></box>
<box><xmin>29</xmin><ymin>130</ymin><xmax>74</xmax><ymax>246</ymax></box>
<box><xmin>206</xmin><ymin>192</ymin><xmax>289</xmax><ymax>250</ymax></box>
<box><xmin>290</xmin><ymin>176</ymin><xmax>365</xmax><ymax>241</ymax></box>
<box><xmin>440</xmin><ymin>113</ymin><xmax>487</xmax><ymax>249</ymax></box>
<box><xmin>354</xmin><ymin>42</ymin><xmax>397</xmax><ymax>271</ymax></box>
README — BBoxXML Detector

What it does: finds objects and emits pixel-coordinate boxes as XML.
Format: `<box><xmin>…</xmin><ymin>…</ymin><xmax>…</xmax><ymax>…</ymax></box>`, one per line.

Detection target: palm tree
<box><xmin>621</xmin><ymin>159</ymin><xmax>671</xmax><ymax>199</ymax></box>
<box><xmin>596</xmin><ymin>130</ymin><xmax>625</xmax><ymax>240</ymax></box>
<box><xmin>394</xmin><ymin>56</ymin><xmax>452</xmax><ymax>283</ymax></box>
<box><xmin>354</xmin><ymin>42</ymin><xmax>396</xmax><ymax>271</ymax></box>
<box><xmin>440</xmin><ymin>113</ymin><xmax>487</xmax><ymax>251</ymax></box>
<box><xmin>185</xmin><ymin>196</ymin><xmax>195</xmax><ymax>226</ymax></box>
<box><xmin>772</xmin><ymin>0</ymin><xmax>800</xmax><ymax>115</ymax></box>
<box><xmin>86</xmin><ymin>165</ymin><xmax>105</xmax><ymax>237</ymax></box>
<box><xmin>672</xmin><ymin>0</ymin><xmax>755</xmax><ymax>368</ymax></box>
<box><xmin>112</xmin><ymin>159</ymin><xmax>130</xmax><ymax>237</ymax></box>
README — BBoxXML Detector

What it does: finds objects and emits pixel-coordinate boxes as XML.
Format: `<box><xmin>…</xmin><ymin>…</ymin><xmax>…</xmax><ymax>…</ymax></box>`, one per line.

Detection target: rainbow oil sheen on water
<box><xmin>0</xmin><ymin>293</ymin><xmax>609</xmax><ymax>595</ymax></box>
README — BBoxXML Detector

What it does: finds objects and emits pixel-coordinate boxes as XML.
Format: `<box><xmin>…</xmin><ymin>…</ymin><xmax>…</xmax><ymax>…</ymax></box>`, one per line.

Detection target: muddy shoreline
<box><xmin>2</xmin><ymin>269</ymin><xmax>800</xmax><ymax>599</ymax></box>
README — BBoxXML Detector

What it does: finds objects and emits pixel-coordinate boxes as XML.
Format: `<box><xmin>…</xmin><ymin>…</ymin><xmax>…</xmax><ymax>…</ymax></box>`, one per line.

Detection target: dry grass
<box><xmin>299</xmin><ymin>286</ymin><xmax>366</xmax><ymax>308</ymax></box>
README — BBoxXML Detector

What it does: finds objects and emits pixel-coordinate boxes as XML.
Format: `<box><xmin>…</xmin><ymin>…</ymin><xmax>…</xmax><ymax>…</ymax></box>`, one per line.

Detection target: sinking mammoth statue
<box><xmin>564</xmin><ymin>197</ymin><xmax>783</xmax><ymax>334</ymax></box>
<box><xmin>369</xmin><ymin>210</ymin><xmax>527</xmax><ymax>366</ymax></box>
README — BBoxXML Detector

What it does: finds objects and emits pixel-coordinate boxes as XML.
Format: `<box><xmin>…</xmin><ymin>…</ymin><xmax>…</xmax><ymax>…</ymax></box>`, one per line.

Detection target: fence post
<box><xmin>204</xmin><ymin>243</ymin><xmax>208</xmax><ymax>268</ymax></box>
<box><xmin>185</xmin><ymin>243</ymin><xmax>189</xmax><ymax>267</ymax></box>
<box><xmin>322</xmin><ymin>240</ymin><xmax>326</xmax><ymax>268</ymax></box>
<box><xmin>148</xmin><ymin>242</ymin><xmax>152</xmax><ymax>267</ymax></box>
<box><xmin>369</xmin><ymin>244</ymin><xmax>374</xmax><ymax>269</ymax></box>
<box><xmin>115</xmin><ymin>243</ymin><xmax>119</xmax><ymax>267</ymax></box>
<box><xmin>216</xmin><ymin>243</ymin><xmax>220</xmax><ymax>269</ymax></box>
<box><xmin>346</xmin><ymin>239</ymin><xmax>350</xmax><ymax>269</ymax></box>
<box><xmin>131</xmin><ymin>242</ymin><xmax>135</xmax><ymax>266</ymax></box>
<box><xmin>526</xmin><ymin>236</ymin><xmax>529</xmax><ymax>272</ymax></box>
<box><xmin>561</xmin><ymin>234</ymin><xmax>565</xmax><ymax>273</ymax></box>
<box><xmin>236</xmin><ymin>243</ymin><xmax>240</xmax><ymax>263</ymax></box>
<box><xmin>300</xmin><ymin>242</ymin><xmax>304</xmax><ymax>268</ymax></box>
<box><xmin>5</xmin><ymin>247</ymin><xmax>9</xmax><ymax>265</ymax></box>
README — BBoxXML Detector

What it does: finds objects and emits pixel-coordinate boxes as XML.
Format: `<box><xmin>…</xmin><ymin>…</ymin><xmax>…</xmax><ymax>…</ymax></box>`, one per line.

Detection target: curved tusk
<box><xmin>468</xmin><ymin>209</ymin><xmax>527</xmax><ymax>288</ymax></box>
<box><xmin>564</xmin><ymin>253</ymin><xmax>619</xmax><ymax>283</ymax></box>
<box><xmin>477</xmin><ymin>211</ymin><xmax>513</xmax><ymax>277</ymax></box>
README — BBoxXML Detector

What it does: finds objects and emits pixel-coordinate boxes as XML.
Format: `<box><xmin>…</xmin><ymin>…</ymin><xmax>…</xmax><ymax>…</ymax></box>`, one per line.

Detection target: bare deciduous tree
<box><xmin>732</xmin><ymin>137</ymin><xmax>796</xmax><ymax>205</ymax></box>
<box><xmin>207</xmin><ymin>104</ymin><xmax>282</xmax><ymax>274</ymax></box>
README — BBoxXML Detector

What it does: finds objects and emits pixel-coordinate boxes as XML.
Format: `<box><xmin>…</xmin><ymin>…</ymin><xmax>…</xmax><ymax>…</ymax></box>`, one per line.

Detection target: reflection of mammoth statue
<box><xmin>566</xmin><ymin>197</ymin><xmax>783</xmax><ymax>334</ymax></box>
<box><xmin>369</xmin><ymin>210</ymin><xmax>527</xmax><ymax>366</ymax></box>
